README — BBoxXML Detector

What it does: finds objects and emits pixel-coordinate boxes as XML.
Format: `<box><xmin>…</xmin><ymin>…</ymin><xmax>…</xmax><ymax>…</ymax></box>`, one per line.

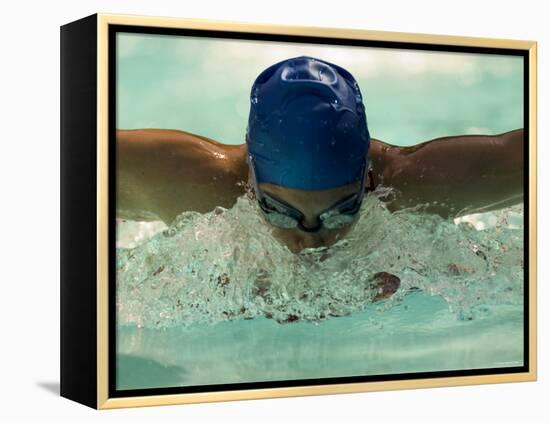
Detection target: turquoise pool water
<box><xmin>116</xmin><ymin>193</ymin><xmax>524</xmax><ymax>389</ymax></box>
<box><xmin>116</xmin><ymin>33</ymin><xmax>523</xmax><ymax>147</ymax></box>
<box><xmin>116</xmin><ymin>295</ymin><xmax>522</xmax><ymax>390</ymax></box>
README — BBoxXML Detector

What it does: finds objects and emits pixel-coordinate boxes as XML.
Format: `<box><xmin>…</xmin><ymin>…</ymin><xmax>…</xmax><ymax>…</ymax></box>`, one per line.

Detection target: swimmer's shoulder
<box><xmin>117</xmin><ymin>128</ymin><xmax>230</xmax><ymax>148</ymax></box>
<box><xmin>117</xmin><ymin>128</ymin><xmax>249</xmax><ymax>177</ymax></box>
<box><xmin>369</xmin><ymin>138</ymin><xmax>400</xmax><ymax>182</ymax></box>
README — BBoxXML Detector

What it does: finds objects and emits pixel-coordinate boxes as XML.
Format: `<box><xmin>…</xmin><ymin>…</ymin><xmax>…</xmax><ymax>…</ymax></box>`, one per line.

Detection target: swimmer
<box><xmin>116</xmin><ymin>56</ymin><xmax>524</xmax><ymax>256</ymax></box>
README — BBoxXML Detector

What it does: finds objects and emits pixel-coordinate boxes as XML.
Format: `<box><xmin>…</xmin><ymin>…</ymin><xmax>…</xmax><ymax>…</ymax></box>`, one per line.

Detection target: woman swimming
<box><xmin>116</xmin><ymin>56</ymin><xmax>524</xmax><ymax>255</ymax></box>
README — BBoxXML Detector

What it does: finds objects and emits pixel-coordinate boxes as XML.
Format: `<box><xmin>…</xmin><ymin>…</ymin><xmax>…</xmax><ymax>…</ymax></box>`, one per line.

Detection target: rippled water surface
<box><xmin>116</xmin><ymin>193</ymin><xmax>524</xmax><ymax>389</ymax></box>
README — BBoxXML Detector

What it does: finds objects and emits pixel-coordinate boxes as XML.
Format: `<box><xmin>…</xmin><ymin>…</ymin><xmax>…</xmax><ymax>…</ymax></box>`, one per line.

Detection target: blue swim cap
<box><xmin>246</xmin><ymin>55</ymin><xmax>370</xmax><ymax>190</ymax></box>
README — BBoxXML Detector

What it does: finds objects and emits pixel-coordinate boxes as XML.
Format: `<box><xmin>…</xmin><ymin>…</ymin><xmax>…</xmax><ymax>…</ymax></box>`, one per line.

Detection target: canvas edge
<box><xmin>94</xmin><ymin>12</ymin><xmax>538</xmax><ymax>410</ymax></box>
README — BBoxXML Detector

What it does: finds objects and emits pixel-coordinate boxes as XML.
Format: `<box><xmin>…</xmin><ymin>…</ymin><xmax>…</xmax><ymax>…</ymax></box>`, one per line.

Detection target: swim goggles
<box><xmin>247</xmin><ymin>153</ymin><xmax>371</xmax><ymax>232</ymax></box>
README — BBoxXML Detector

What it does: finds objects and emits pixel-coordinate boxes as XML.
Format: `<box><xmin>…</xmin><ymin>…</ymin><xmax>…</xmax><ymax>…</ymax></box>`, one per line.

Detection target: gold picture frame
<box><xmin>60</xmin><ymin>12</ymin><xmax>537</xmax><ymax>409</ymax></box>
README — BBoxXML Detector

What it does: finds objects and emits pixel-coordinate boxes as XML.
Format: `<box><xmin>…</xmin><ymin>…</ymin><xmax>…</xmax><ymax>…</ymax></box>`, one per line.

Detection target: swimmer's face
<box><xmin>255</xmin><ymin>179</ymin><xmax>362</xmax><ymax>254</ymax></box>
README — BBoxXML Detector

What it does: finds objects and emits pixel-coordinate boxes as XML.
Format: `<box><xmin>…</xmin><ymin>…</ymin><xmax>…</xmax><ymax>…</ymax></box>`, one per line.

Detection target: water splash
<box><xmin>116</xmin><ymin>192</ymin><xmax>523</xmax><ymax>328</ymax></box>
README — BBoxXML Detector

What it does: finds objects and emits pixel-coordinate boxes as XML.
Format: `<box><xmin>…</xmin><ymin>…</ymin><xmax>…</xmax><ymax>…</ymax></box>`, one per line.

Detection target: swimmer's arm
<box><xmin>369</xmin><ymin>129</ymin><xmax>524</xmax><ymax>218</ymax></box>
<box><xmin>116</xmin><ymin>129</ymin><xmax>249</xmax><ymax>225</ymax></box>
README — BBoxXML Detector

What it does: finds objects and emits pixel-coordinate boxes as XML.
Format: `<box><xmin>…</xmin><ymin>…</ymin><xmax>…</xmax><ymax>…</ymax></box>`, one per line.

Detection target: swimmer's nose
<box><xmin>300</xmin><ymin>216</ymin><xmax>322</xmax><ymax>231</ymax></box>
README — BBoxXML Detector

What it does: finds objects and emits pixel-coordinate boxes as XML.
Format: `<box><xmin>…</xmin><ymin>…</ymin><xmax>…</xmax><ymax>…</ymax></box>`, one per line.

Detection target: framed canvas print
<box><xmin>60</xmin><ymin>13</ymin><xmax>537</xmax><ymax>409</ymax></box>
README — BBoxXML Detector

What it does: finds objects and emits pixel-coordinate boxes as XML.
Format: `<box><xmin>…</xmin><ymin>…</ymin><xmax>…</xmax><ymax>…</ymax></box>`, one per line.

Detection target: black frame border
<box><xmin>107</xmin><ymin>24</ymin><xmax>530</xmax><ymax>399</ymax></box>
